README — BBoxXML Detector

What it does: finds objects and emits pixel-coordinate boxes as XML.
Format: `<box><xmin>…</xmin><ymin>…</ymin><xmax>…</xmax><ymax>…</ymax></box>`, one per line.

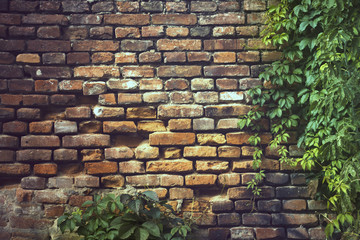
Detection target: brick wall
<box><xmin>0</xmin><ymin>0</ymin><xmax>326</xmax><ymax>239</ymax></box>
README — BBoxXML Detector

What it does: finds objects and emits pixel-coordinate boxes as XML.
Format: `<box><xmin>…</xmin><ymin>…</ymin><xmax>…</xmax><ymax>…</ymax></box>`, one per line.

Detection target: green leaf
<box><xmin>142</xmin><ymin>222</ymin><xmax>161</xmax><ymax>237</ymax></box>
<box><xmin>135</xmin><ymin>228</ymin><xmax>150</xmax><ymax>240</ymax></box>
<box><xmin>119</xmin><ymin>224</ymin><xmax>136</xmax><ymax>239</ymax></box>
<box><xmin>142</xmin><ymin>191</ymin><xmax>159</xmax><ymax>202</ymax></box>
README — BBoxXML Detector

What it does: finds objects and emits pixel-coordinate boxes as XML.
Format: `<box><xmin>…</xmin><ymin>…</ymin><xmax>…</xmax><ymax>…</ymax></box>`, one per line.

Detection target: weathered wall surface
<box><xmin>0</xmin><ymin>0</ymin><xmax>326</xmax><ymax>239</ymax></box>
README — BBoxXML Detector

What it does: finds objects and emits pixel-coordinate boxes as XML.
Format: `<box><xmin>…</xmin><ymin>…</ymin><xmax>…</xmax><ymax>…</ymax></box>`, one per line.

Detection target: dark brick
<box><xmin>218</xmin><ymin>213</ymin><xmax>241</xmax><ymax>226</ymax></box>
<box><xmin>0</xmin><ymin>108</ymin><xmax>15</xmax><ymax>120</ymax></box>
<box><xmin>242</xmin><ymin>213</ymin><xmax>271</xmax><ymax>226</ymax></box>
<box><xmin>0</xmin><ymin>65</ymin><xmax>23</xmax><ymax>78</ymax></box>
<box><xmin>10</xmin><ymin>0</ymin><xmax>38</xmax><ymax>12</ymax></box>
<box><xmin>67</xmin><ymin>52</ymin><xmax>90</xmax><ymax>64</ymax></box>
<box><xmin>211</xmin><ymin>200</ymin><xmax>233</xmax><ymax>212</ymax></box>
<box><xmin>141</xmin><ymin>1</ymin><xmax>163</xmax><ymax>12</ymax></box>
<box><xmin>24</xmin><ymin>66</ymin><xmax>71</xmax><ymax>79</ymax></box>
<box><xmin>17</xmin><ymin>108</ymin><xmax>41</xmax><ymax>120</ymax></box>
<box><xmin>0</xmin><ymin>135</ymin><xmax>18</xmax><ymax>148</ymax></box>
<box><xmin>0</xmin><ymin>150</ymin><xmax>15</xmax><ymax>162</ymax></box>
<box><xmin>62</xmin><ymin>1</ymin><xmax>89</xmax><ymax>12</ymax></box>
<box><xmin>272</xmin><ymin>213</ymin><xmax>318</xmax><ymax>227</ymax></box>
<box><xmin>208</xmin><ymin>228</ymin><xmax>230</xmax><ymax>240</ymax></box>
<box><xmin>255</xmin><ymin>228</ymin><xmax>286</xmax><ymax>240</ymax></box>
<box><xmin>9</xmin><ymin>26</ymin><xmax>35</xmax><ymax>37</ymax></box>
<box><xmin>21</xmin><ymin>176</ymin><xmax>46</xmax><ymax>190</ymax></box>
<box><xmin>92</xmin><ymin>1</ymin><xmax>114</xmax><ymax>12</ymax></box>
<box><xmin>276</xmin><ymin>186</ymin><xmax>310</xmax><ymax>199</ymax></box>
<box><xmin>287</xmin><ymin>227</ymin><xmax>309</xmax><ymax>239</ymax></box>
<box><xmin>265</xmin><ymin>173</ymin><xmax>289</xmax><ymax>185</ymax></box>
<box><xmin>27</xmin><ymin>40</ymin><xmax>71</xmax><ymax>52</ymax></box>
<box><xmin>50</xmin><ymin>94</ymin><xmax>76</xmax><ymax>105</ymax></box>
<box><xmin>257</xmin><ymin>200</ymin><xmax>281</xmax><ymax>212</ymax></box>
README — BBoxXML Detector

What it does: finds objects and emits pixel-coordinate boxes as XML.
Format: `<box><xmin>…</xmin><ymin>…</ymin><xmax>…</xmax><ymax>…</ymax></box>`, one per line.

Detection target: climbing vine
<box><xmin>239</xmin><ymin>0</ymin><xmax>360</xmax><ymax>237</ymax></box>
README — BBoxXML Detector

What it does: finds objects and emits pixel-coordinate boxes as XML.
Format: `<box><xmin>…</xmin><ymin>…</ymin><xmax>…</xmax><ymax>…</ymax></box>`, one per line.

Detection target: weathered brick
<box><xmin>226</xmin><ymin>132</ymin><xmax>272</xmax><ymax>145</ymax></box>
<box><xmin>35</xmin><ymin>190</ymin><xmax>67</xmax><ymax>204</ymax></box>
<box><xmin>276</xmin><ymin>186</ymin><xmax>310</xmax><ymax>198</ymax></box>
<box><xmin>103</xmin><ymin>121</ymin><xmax>137</xmax><ymax>133</ymax></box>
<box><xmin>164</xmin><ymin>52</ymin><xmax>186</xmax><ymax>63</ymax></box>
<box><xmin>59</xmin><ymin>80</ymin><xmax>84</xmax><ymax>92</ymax></box>
<box><xmin>45</xmin><ymin>205</ymin><xmax>65</xmax><ymax>218</ymax></box>
<box><xmin>107</xmin><ymin>79</ymin><xmax>138</xmax><ymax>91</ymax></box>
<box><xmin>69</xmin><ymin>195</ymin><xmax>93</xmax><ymax>207</ymax></box>
<box><xmin>0</xmin><ymin>108</ymin><xmax>15</xmax><ymax>120</ymax></box>
<box><xmin>115</xmin><ymin>52</ymin><xmax>137</xmax><ymax>64</ymax></box>
<box><xmin>230</xmin><ymin>227</ymin><xmax>254</xmax><ymax>240</ymax></box>
<box><xmin>105</xmin><ymin>147</ymin><xmax>134</xmax><ymax>160</ymax></box>
<box><xmin>99</xmin><ymin>93</ymin><xmax>117</xmax><ymax>106</ymax></box>
<box><xmin>165</xmin><ymin>1</ymin><xmax>187</xmax><ymax>12</ymax></box>
<box><xmin>23</xmin><ymin>13</ymin><xmax>68</xmax><ymax>25</ymax></box>
<box><xmin>157</xmin><ymin>39</ymin><xmax>201</xmax><ymax>51</ymax></box>
<box><xmin>73</xmin><ymin>40</ymin><xmax>119</xmax><ymax>51</ymax></box>
<box><xmin>54</xmin><ymin>120</ymin><xmax>77</xmax><ymax>134</ymax></box>
<box><xmin>9</xmin><ymin>216</ymin><xmax>52</xmax><ymax>230</ymax></box>
<box><xmin>242</xmin><ymin>213</ymin><xmax>271</xmax><ymax>226</ymax></box>
<box><xmin>142</xmin><ymin>26</ymin><xmax>164</xmax><ymax>37</ymax></box>
<box><xmin>3</xmin><ymin>121</ymin><xmax>27</xmax><ymax>135</ymax></box>
<box><xmin>169</xmin><ymin>187</ymin><xmax>193</xmax><ymax>199</ymax></box>
<box><xmin>25</xmin><ymin>66</ymin><xmax>71</xmax><ymax>79</ymax></box>
<box><xmin>17</xmin><ymin>108</ymin><xmax>41</xmax><ymax>120</ymax></box>
<box><xmin>21</xmin><ymin>176</ymin><xmax>46</xmax><ymax>190</ymax></box>
<box><xmin>83</xmin><ymin>81</ymin><xmax>106</xmax><ymax>96</ymax></box>
<box><xmin>146</xmin><ymin>159</ymin><xmax>193</xmax><ymax>173</ymax></box>
<box><xmin>160</xmin><ymin>175</ymin><xmax>184</xmax><ymax>187</ymax></box>
<box><xmin>283</xmin><ymin>199</ymin><xmax>307</xmax><ymax>211</ymax></box>
<box><xmin>218</xmin><ymin>146</ymin><xmax>241</xmax><ymax>158</ymax></box>
<box><xmin>247</xmin><ymin>12</ymin><xmax>266</xmax><ymax>24</ymax></box>
<box><xmin>79</xmin><ymin>121</ymin><xmax>102</xmax><ymax>134</ymax></box>
<box><xmin>116</xmin><ymin>1</ymin><xmax>139</xmax><ymax>12</ymax></box>
<box><xmin>0</xmin><ymin>150</ymin><xmax>15</xmax><ymax>162</ymax></box>
<box><xmin>90</xmin><ymin>26</ymin><xmax>113</xmax><ymax>39</ymax></box>
<box><xmin>308</xmin><ymin>227</ymin><xmax>326</xmax><ymax>239</ymax></box>
<box><xmin>152</xmin><ymin>14</ymin><xmax>197</xmax><ymax>25</ymax></box>
<box><xmin>122</xmin><ymin>66</ymin><xmax>154</xmax><ymax>77</ymax></box>
<box><xmin>166</xmin><ymin>27</ymin><xmax>189</xmax><ymax>37</ymax></box>
<box><xmin>141</xmin><ymin>1</ymin><xmax>163</xmax><ymax>12</ymax></box>
<box><xmin>228</xmin><ymin>186</ymin><xmax>275</xmax><ymax>199</ymax></box>
<box><xmin>165</xmin><ymin>79</ymin><xmax>189</xmax><ymax>90</ymax></box>
<box><xmin>119</xmin><ymin>160</ymin><xmax>145</xmax><ymax>174</ymax></box>
<box><xmin>199</xmin><ymin>13</ymin><xmax>245</xmax><ymax>25</ymax></box>
<box><xmin>0</xmin><ymin>65</ymin><xmax>23</xmax><ymax>78</ymax></box>
<box><xmin>197</xmin><ymin>134</ymin><xmax>225</xmax><ymax>145</ymax></box>
<box><xmin>158</xmin><ymin>105</ymin><xmax>203</xmax><ymax>118</ymax></box>
<box><xmin>54</xmin><ymin>149</ymin><xmax>77</xmax><ymax>161</ymax></box>
<box><xmin>218</xmin><ymin>213</ymin><xmax>241</xmax><ymax>226</ymax></box>
<box><xmin>307</xmin><ymin>200</ymin><xmax>326</xmax><ymax>210</ymax></box>
<box><xmin>50</xmin><ymin>94</ymin><xmax>76</xmax><ymax>106</ymax></box>
<box><xmin>64</xmin><ymin>26</ymin><xmax>88</xmax><ymax>40</ymax></box>
<box><xmin>34</xmin><ymin>163</ymin><xmax>57</xmax><ymax>176</ymax></box>
<box><xmin>22</xmin><ymin>95</ymin><xmax>48</xmax><ymax>106</ymax></box>
<box><xmin>219</xmin><ymin>1</ymin><xmax>240</xmax><ymax>11</ymax></box>
<box><xmin>272</xmin><ymin>213</ymin><xmax>318</xmax><ymax>227</ymax></box>
<box><xmin>21</xmin><ymin>135</ymin><xmax>59</xmax><ymax>148</ymax></box>
<box><xmin>234</xmin><ymin>200</ymin><xmax>254</xmax><ymax>212</ymax></box>
<box><xmin>168</xmin><ymin>118</ymin><xmax>192</xmax><ymax>131</ymax></box>
<box><xmin>0</xmin><ymin>163</ymin><xmax>30</xmax><ymax>176</ymax></box>
<box><xmin>93</xmin><ymin>106</ymin><xmax>124</xmax><ymax>119</ymax></box>
<box><xmin>265</xmin><ymin>173</ymin><xmax>289</xmax><ymax>185</ymax></box>
<box><xmin>115</xmin><ymin>27</ymin><xmax>140</xmax><ymax>38</ymax></box>
<box><xmin>187</xmin><ymin>52</ymin><xmax>211</xmax><ymax>62</ymax></box>
<box><xmin>74</xmin><ymin>66</ymin><xmax>120</xmax><ymax>78</ymax></box>
<box><xmin>139</xmin><ymin>52</ymin><xmax>161</xmax><ymax>63</ymax></box>
<box><xmin>163</xmin><ymin>148</ymin><xmax>182</xmax><ymax>159</ymax></box>
<box><xmin>196</xmin><ymin>161</ymin><xmax>228</xmax><ymax>173</ymax></box>
<box><xmin>138</xmin><ymin>120</ymin><xmax>166</xmax><ymax>132</ymax></box>
<box><xmin>126</xmin><ymin>175</ymin><xmax>160</xmax><ymax>187</ymax></box>
<box><xmin>247</xmin><ymin>39</ymin><xmax>277</xmax><ymax>50</ymax></box>
<box><xmin>204</xmin><ymin>65</ymin><xmax>250</xmax><ymax>77</ymax></box>
<box><xmin>150</xmin><ymin>132</ymin><xmax>195</xmax><ymax>146</ymax></box>
<box><xmin>65</xmin><ymin>107</ymin><xmax>91</xmax><ymax>119</ymax></box>
<box><xmin>193</xmin><ymin>118</ymin><xmax>215</xmax><ymax>131</ymax></box>
<box><xmin>16</xmin><ymin>149</ymin><xmax>52</xmax><ymax>162</ymax></box>
<box><xmin>194</xmin><ymin>92</ymin><xmax>219</xmax><ymax>104</ymax></box>
<box><xmin>255</xmin><ymin>228</ymin><xmax>286</xmax><ymax>240</ymax></box>
<box><xmin>0</xmin><ymin>13</ymin><xmax>21</xmax><ymax>25</ymax></box>
<box><xmin>104</xmin><ymin>14</ymin><xmax>150</xmax><ymax>25</ymax></box>
<box><xmin>92</xmin><ymin>1</ymin><xmax>114</xmax><ymax>12</ymax></box>
<box><xmin>63</xmin><ymin>134</ymin><xmax>110</xmax><ymax>148</ymax></box>
<box><xmin>81</xmin><ymin>149</ymin><xmax>103</xmax><ymax>161</ymax></box>
<box><xmin>183</xmin><ymin>146</ymin><xmax>217</xmax><ymax>158</ymax></box>
<box><xmin>85</xmin><ymin>161</ymin><xmax>118</xmax><ymax>175</ymax></box>
<box><xmin>28</xmin><ymin>121</ymin><xmax>53</xmax><ymax>134</ymax></box>
<box><xmin>62</xmin><ymin>1</ymin><xmax>89</xmax><ymax>12</ymax></box>
<box><xmin>0</xmin><ymin>94</ymin><xmax>22</xmax><ymax>106</ymax></box>
<box><xmin>67</xmin><ymin>52</ymin><xmax>90</xmax><ymax>65</ymax></box>
<box><xmin>257</xmin><ymin>200</ymin><xmax>282</xmax><ymax>213</ymax></box>
<box><xmin>101</xmin><ymin>175</ymin><xmax>125</xmax><ymax>188</ymax></box>
<box><xmin>48</xmin><ymin>177</ymin><xmax>73</xmax><ymax>189</ymax></box>
<box><xmin>74</xmin><ymin>176</ymin><xmax>99</xmax><ymax>187</ymax></box>
<box><xmin>169</xmin><ymin>91</ymin><xmax>193</xmax><ymax>104</ymax></box>
<box><xmin>126</xmin><ymin>107</ymin><xmax>156</xmax><ymax>119</ymax></box>
<box><xmin>158</xmin><ymin>65</ymin><xmax>201</xmax><ymax>77</ymax></box>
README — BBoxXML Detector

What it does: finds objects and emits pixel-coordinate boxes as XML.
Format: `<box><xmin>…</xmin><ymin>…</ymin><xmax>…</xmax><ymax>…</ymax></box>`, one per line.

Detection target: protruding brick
<box><xmin>218</xmin><ymin>146</ymin><xmax>241</xmax><ymax>158</ymax></box>
<box><xmin>138</xmin><ymin>120</ymin><xmax>166</xmax><ymax>133</ymax></box>
<box><xmin>142</xmin><ymin>26</ymin><xmax>164</xmax><ymax>37</ymax></box>
<box><xmin>230</xmin><ymin>227</ymin><xmax>254</xmax><ymax>240</ymax></box>
<box><xmin>165</xmin><ymin>79</ymin><xmax>189</xmax><ymax>90</ymax></box>
<box><xmin>105</xmin><ymin>147</ymin><xmax>134</xmax><ymax>160</ymax></box>
<box><xmin>54</xmin><ymin>149</ymin><xmax>77</xmax><ymax>161</ymax></box>
<box><xmin>116</xmin><ymin>1</ymin><xmax>139</xmax><ymax>12</ymax></box>
<box><xmin>29</xmin><ymin>121</ymin><xmax>53</xmax><ymax>134</ymax></box>
<box><xmin>168</xmin><ymin>119</ymin><xmax>192</xmax><ymax>131</ymax></box>
<box><xmin>17</xmin><ymin>108</ymin><xmax>41</xmax><ymax>120</ymax></box>
<box><xmin>93</xmin><ymin>106</ymin><xmax>124</xmax><ymax>119</ymax></box>
<box><xmin>115</xmin><ymin>52</ymin><xmax>137</xmax><ymax>63</ymax></box>
<box><xmin>226</xmin><ymin>132</ymin><xmax>272</xmax><ymax>145</ymax></box>
<box><xmin>187</xmin><ymin>52</ymin><xmax>211</xmax><ymax>62</ymax></box>
<box><xmin>197</xmin><ymin>133</ymin><xmax>226</xmax><ymax>145</ymax></box>
<box><xmin>199</xmin><ymin>13</ymin><xmax>245</xmax><ymax>25</ymax></box>
<box><xmin>150</xmin><ymin>132</ymin><xmax>195</xmax><ymax>146</ymax></box>
<box><xmin>160</xmin><ymin>175</ymin><xmax>184</xmax><ymax>187</ymax></box>
<box><xmin>121</xmin><ymin>40</ymin><xmax>153</xmax><ymax>52</ymax></box>
<box><xmin>54</xmin><ymin>120</ymin><xmax>77</xmax><ymax>134</ymax></box>
<box><xmin>193</xmin><ymin>118</ymin><xmax>214</xmax><ymax>131</ymax></box>
<box><xmin>103</xmin><ymin>121</ymin><xmax>137</xmax><ymax>133</ymax></box>
<box><xmin>135</xmin><ymin>144</ymin><xmax>159</xmax><ymax>159</ymax></box>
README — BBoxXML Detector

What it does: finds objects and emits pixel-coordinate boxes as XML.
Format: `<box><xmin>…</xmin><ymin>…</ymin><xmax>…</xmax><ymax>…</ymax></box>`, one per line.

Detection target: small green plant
<box><xmin>57</xmin><ymin>191</ymin><xmax>195</xmax><ymax>240</ymax></box>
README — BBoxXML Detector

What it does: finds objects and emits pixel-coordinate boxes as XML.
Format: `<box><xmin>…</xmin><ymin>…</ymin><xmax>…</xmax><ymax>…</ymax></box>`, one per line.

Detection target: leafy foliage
<box><xmin>239</xmin><ymin>0</ymin><xmax>360</xmax><ymax>238</ymax></box>
<box><xmin>57</xmin><ymin>191</ymin><xmax>195</xmax><ymax>240</ymax></box>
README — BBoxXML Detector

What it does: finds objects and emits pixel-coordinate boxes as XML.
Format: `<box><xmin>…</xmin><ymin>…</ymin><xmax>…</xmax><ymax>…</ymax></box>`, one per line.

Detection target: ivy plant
<box><xmin>239</xmin><ymin>0</ymin><xmax>360</xmax><ymax>238</ymax></box>
<box><xmin>57</xmin><ymin>191</ymin><xmax>195</xmax><ymax>240</ymax></box>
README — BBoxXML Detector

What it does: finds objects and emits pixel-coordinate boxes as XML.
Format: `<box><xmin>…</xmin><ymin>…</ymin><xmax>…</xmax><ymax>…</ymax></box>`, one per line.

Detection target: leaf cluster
<box><xmin>57</xmin><ymin>191</ymin><xmax>195</xmax><ymax>240</ymax></box>
<box><xmin>240</xmin><ymin>0</ymin><xmax>360</xmax><ymax>238</ymax></box>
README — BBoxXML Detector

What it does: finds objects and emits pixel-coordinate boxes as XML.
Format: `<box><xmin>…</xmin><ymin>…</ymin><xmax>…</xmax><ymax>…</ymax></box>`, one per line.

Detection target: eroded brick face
<box><xmin>0</xmin><ymin>0</ymin><xmax>324</xmax><ymax>239</ymax></box>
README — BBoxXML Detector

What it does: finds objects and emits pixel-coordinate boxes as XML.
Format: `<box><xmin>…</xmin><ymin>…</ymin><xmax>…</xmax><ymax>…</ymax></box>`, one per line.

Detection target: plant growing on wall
<box><xmin>57</xmin><ymin>191</ymin><xmax>195</xmax><ymax>240</ymax></box>
<box><xmin>239</xmin><ymin>0</ymin><xmax>360</xmax><ymax>237</ymax></box>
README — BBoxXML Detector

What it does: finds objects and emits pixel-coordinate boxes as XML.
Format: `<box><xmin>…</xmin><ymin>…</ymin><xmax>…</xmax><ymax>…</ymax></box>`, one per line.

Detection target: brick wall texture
<box><xmin>0</xmin><ymin>0</ymin><xmax>326</xmax><ymax>239</ymax></box>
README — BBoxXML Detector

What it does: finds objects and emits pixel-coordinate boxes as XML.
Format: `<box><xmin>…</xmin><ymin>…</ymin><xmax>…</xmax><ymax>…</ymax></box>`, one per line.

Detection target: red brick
<box><xmin>0</xmin><ymin>13</ymin><xmax>21</xmax><ymax>25</ymax></box>
<box><xmin>187</xmin><ymin>52</ymin><xmax>211</xmax><ymax>62</ymax></box>
<box><xmin>199</xmin><ymin>13</ymin><xmax>245</xmax><ymax>25</ymax></box>
<box><xmin>166</xmin><ymin>27</ymin><xmax>189</xmax><ymax>37</ymax></box>
<box><xmin>204</xmin><ymin>39</ymin><xmax>245</xmax><ymax>51</ymax></box>
<box><xmin>73</xmin><ymin>40</ymin><xmax>119</xmax><ymax>51</ymax></box>
<box><xmin>122</xmin><ymin>66</ymin><xmax>154</xmax><ymax>77</ymax></box>
<box><xmin>23</xmin><ymin>14</ymin><xmax>68</xmax><ymax>25</ymax></box>
<box><xmin>67</xmin><ymin>52</ymin><xmax>90</xmax><ymax>64</ymax></box>
<box><xmin>157</xmin><ymin>39</ymin><xmax>201</xmax><ymax>51</ymax></box>
<box><xmin>117</xmin><ymin>93</ymin><xmax>141</xmax><ymax>104</ymax></box>
<box><xmin>115</xmin><ymin>27</ymin><xmax>140</xmax><ymax>38</ymax></box>
<box><xmin>0</xmin><ymin>150</ymin><xmax>15</xmax><ymax>162</ymax></box>
<box><xmin>1</xmin><ymin>94</ymin><xmax>23</xmax><ymax>106</ymax></box>
<box><xmin>146</xmin><ymin>159</ymin><xmax>193</xmax><ymax>173</ymax></box>
<box><xmin>34</xmin><ymin>80</ymin><xmax>58</xmax><ymax>93</ymax></box>
<box><xmin>45</xmin><ymin>205</ymin><xmax>65</xmax><ymax>218</ymax></box>
<box><xmin>214</xmin><ymin>52</ymin><xmax>236</xmax><ymax>63</ymax></box>
<box><xmin>283</xmin><ymin>199</ymin><xmax>306</xmax><ymax>211</ymax></box>
<box><xmin>9</xmin><ymin>26</ymin><xmax>35</xmax><ymax>37</ymax></box>
<box><xmin>63</xmin><ymin>134</ymin><xmax>110</xmax><ymax>148</ymax></box>
<box><xmin>0</xmin><ymin>52</ymin><xmax>15</xmax><ymax>64</ymax></box>
<box><xmin>143</xmin><ymin>92</ymin><xmax>168</xmax><ymax>103</ymax></box>
<box><xmin>78</xmin><ymin>121</ymin><xmax>101</xmax><ymax>133</ymax></box>
<box><xmin>85</xmin><ymin>161</ymin><xmax>118</xmax><ymax>175</ymax></box>
<box><xmin>104</xmin><ymin>14</ymin><xmax>150</xmax><ymax>25</ymax></box>
<box><xmin>90</xmin><ymin>26</ymin><xmax>113</xmax><ymax>39</ymax></box>
<box><xmin>24</xmin><ymin>66</ymin><xmax>71</xmax><ymax>79</ymax></box>
<box><xmin>213</xmin><ymin>26</ymin><xmax>235</xmax><ymax>37</ymax></box>
<box><xmin>115</xmin><ymin>52</ymin><xmax>136</xmax><ymax>64</ymax></box>
<box><xmin>8</xmin><ymin>80</ymin><xmax>33</xmax><ymax>93</ymax></box>
<box><xmin>51</xmin><ymin>94</ymin><xmax>76</xmax><ymax>106</ymax></box>
<box><xmin>164</xmin><ymin>52</ymin><xmax>186</xmax><ymax>62</ymax></box>
<box><xmin>69</xmin><ymin>195</ymin><xmax>93</xmax><ymax>207</ymax></box>
<box><xmin>17</xmin><ymin>108</ymin><xmax>41</xmax><ymax>120</ymax></box>
<box><xmin>121</xmin><ymin>40</ymin><xmax>153</xmax><ymax>51</ymax></box>
<box><xmin>139</xmin><ymin>52</ymin><xmax>161</xmax><ymax>63</ymax></box>
<box><xmin>116</xmin><ymin>1</ymin><xmax>139</xmax><ymax>12</ymax></box>
<box><xmin>16</xmin><ymin>188</ymin><xmax>33</xmax><ymax>202</ymax></box>
<box><xmin>216</xmin><ymin>79</ymin><xmax>238</xmax><ymax>90</ymax></box>
<box><xmin>152</xmin><ymin>14</ymin><xmax>197</xmax><ymax>25</ymax></box>
<box><xmin>3</xmin><ymin>121</ymin><xmax>27</xmax><ymax>135</ymax></box>
<box><xmin>10</xmin><ymin>216</ymin><xmax>51</xmax><ymax>229</ymax></box>
<box><xmin>0</xmin><ymin>163</ymin><xmax>30</xmax><ymax>176</ymax></box>
<box><xmin>98</xmin><ymin>93</ymin><xmax>117</xmax><ymax>106</ymax></box>
<box><xmin>243</xmin><ymin>213</ymin><xmax>271</xmax><ymax>226</ymax></box>
<box><xmin>158</xmin><ymin>65</ymin><xmax>202</xmax><ymax>77</ymax></box>
<box><xmin>93</xmin><ymin>106</ymin><xmax>124</xmax><ymax>119</ymax></box>
<box><xmin>83</xmin><ymin>81</ymin><xmax>106</xmax><ymax>95</ymax></box>
<box><xmin>21</xmin><ymin>135</ymin><xmax>59</xmax><ymax>148</ymax></box>
<box><xmin>34</xmin><ymin>164</ymin><xmax>58</xmax><ymax>176</ymax></box>
<box><xmin>74</xmin><ymin>176</ymin><xmax>99</xmax><ymax>187</ymax></box>
<box><xmin>149</xmin><ymin>132</ymin><xmax>195</xmax><ymax>146</ymax></box>
<box><xmin>164</xmin><ymin>79</ymin><xmax>189</xmax><ymax>90</ymax></box>
<box><xmin>29</xmin><ymin>121</ymin><xmax>53</xmax><ymax>134</ymax></box>
<box><xmin>169</xmin><ymin>91</ymin><xmax>193</xmax><ymax>104</ymax></box>
<box><xmin>141</xmin><ymin>26</ymin><xmax>164</xmax><ymax>37</ymax></box>
<box><xmin>244</xmin><ymin>0</ymin><xmax>266</xmax><ymax>10</ymax></box>
<box><xmin>0</xmin><ymin>65</ymin><xmax>23</xmax><ymax>78</ymax></box>
<box><xmin>64</xmin><ymin>26</ymin><xmax>88</xmax><ymax>40</ymax></box>
<box><xmin>0</xmin><ymin>135</ymin><xmax>18</xmax><ymax>148</ymax></box>
<box><xmin>37</xmin><ymin>26</ymin><xmax>60</xmax><ymax>39</ymax></box>
<box><xmin>23</xmin><ymin>95</ymin><xmax>49</xmax><ymax>106</ymax></box>
<box><xmin>65</xmin><ymin>107</ymin><xmax>91</xmax><ymax>119</ymax></box>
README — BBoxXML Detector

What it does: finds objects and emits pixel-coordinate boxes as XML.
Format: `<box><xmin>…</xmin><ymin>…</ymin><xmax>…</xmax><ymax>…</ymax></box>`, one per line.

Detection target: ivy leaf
<box><xmin>142</xmin><ymin>222</ymin><xmax>161</xmax><ymax>237</ymax></box>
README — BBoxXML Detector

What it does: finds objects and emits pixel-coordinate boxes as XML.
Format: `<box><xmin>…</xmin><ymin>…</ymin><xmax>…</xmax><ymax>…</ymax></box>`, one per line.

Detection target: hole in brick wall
<box><xmin>43</xmin><ymin>107</ymin><xmax>66</xmax><ymax>120</ymax></box>
<box><xmin>112</xmin><ymin>134</ymin><xmax>144</xmax><ymax>148</ymax></box>
<box><xmin>57</xmin><ymin>164</ymin><xmax>83</xmax><ymax>176</ymax></box>
<box><xmin>78</xmin><ymin>95</ymin><xmax>98</xmax><ymax>105</ymax></box>
<box><xmin>0</xmin><ymin>178</ymin><xmax>21</xmax><ymax>189</ymax></box>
